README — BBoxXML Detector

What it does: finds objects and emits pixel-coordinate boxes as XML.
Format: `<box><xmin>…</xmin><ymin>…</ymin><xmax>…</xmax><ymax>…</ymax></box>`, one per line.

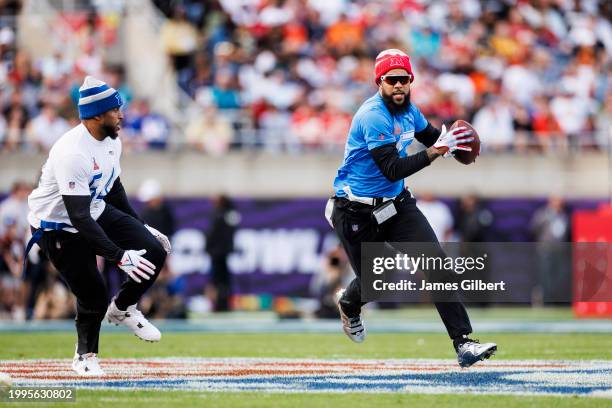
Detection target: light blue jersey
<box><xmin>333</xmin><ymin>93</ymin><xmax>428</xmax><ymax>198</ymax></box>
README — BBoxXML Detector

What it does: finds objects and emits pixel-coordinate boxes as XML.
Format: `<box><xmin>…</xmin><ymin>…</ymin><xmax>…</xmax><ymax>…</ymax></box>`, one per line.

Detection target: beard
<box><xmin>381</xmin><ymin>89</ymin><xmax>411</xmax><ymax>115</ymax></box>
<box><xmin>102</xmin><ymin>123</ymin><xmax>120</xmax><ymax>139</ymax></box>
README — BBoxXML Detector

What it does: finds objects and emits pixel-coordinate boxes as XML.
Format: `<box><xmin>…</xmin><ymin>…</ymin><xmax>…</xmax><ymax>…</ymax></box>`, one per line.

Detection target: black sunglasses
<box><xmin>381</xmin><ymin>75</ymin><xmax>412</xmax><ymax>85</ymax></box>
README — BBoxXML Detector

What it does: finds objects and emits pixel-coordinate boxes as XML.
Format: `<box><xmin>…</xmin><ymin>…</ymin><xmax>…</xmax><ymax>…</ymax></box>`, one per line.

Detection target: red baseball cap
<box><xmin>374</xmin><ymin>49</ymin><xmax>414</xmax><ymax>85</ymax></box>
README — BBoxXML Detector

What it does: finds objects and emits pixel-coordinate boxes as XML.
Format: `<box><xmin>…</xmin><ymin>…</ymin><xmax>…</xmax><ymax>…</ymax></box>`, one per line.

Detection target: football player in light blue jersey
<box><xmin>328</xmin><ymin>49</ymin><xmax>497</xmax><ymax>368</ymax></box>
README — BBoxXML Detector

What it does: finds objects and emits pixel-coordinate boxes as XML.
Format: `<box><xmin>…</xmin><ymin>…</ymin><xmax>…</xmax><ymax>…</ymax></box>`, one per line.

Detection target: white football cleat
<box><xmin>72</xmin><ymin>349</ymin><xmax>105</xmax><ymax>376</ymax></box>
<box><xmin>105</xmin><ymin>300</ymin><xmax>161</xmax><ymax>342</ymax></box>
<box><xmin>335</xmin><ymin>289</ymin><xmax>366</xmax><ymax>343</ymax></box>
<box><xmin>456</xmin><ymin>338</ymin><xmax>497</xmax><ymax>368</ymax></box>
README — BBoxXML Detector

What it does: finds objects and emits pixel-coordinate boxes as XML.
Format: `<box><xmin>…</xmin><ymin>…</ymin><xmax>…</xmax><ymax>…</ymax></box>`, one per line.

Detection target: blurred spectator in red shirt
<box><xmin>532</xmin><ymin>95</ymin><xmax>564</xmax><ymax>152</ymax></box>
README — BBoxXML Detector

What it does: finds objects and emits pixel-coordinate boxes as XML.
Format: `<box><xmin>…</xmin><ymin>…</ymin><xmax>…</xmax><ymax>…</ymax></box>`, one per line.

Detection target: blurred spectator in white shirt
<box><xmin>438</xmin><ymin>72</ymin><xmax>475</xmax><ymax>107</ymax></box>
<box><xmin>26</xmin><ymin>104</ymin><xmax>70</xmax><ymax>152</ymax></box>
<box><xmin>185</xmin><ymin>104</ymin><xmax>233</xmax><ymax>155</ymax></box>
<box><xmin>502</xmin><ymin>63</ymin><xmax>542</xmax><ymax>106</ymax></box>
<box><xmin>550</xmin><ymin>87</ymin><xmax>592</xmax><ymax>144</ymax></box>
<box><xmin>416</xmin><ymin>193</ymin><xmax>454</xmax><ymax>242</ymax></box>
<box><xmin>39</xmin><ymin>51</ymin><xmax>72</xmax><ymax>81</ymax></box>
<box><xmin>473</xmin><ymin>95</ymin><xmax>515</xmax><ymax>151</ymax></box>
<box><xmin>259</xmin><ymin>0</ymin><xmax>294</xmax><ymax>27</ymax></box>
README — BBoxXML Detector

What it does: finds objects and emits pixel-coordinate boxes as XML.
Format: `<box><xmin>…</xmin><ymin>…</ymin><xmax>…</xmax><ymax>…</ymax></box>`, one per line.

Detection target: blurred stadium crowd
<box><xmin>0</xmin><ymin>0</ymin><xmax>610</xmax><ymax>153</ymax></box>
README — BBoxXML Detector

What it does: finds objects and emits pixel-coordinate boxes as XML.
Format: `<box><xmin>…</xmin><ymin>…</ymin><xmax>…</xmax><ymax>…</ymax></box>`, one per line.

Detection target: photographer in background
<box><xmin>312</xmin><ymin>244</ymin><xmax>350</xmax><ymax>319</ymax></box>
<box><xmin>205</xmin><ymin>195</ymin><xmax>240</xmax><ymax>312</ymax></box>
<box><xmin>530</xmin><ymin>196</ymin><xmax>571</xmax><ymax>305</ymax></box>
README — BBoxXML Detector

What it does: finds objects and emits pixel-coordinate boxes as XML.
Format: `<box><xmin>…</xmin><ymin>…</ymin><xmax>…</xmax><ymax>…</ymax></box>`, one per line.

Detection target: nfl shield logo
<box><xmin>352</xmin><ymin>224</ymin><xmax>359</xmax><ymax>232</ymax></box>
<box><xmin>68</xmin><ymin>181</ymin><xmax>75</xmax><ymax>189</ymax></box>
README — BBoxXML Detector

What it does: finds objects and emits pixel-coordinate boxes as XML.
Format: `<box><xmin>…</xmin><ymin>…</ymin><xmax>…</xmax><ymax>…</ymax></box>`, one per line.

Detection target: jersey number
<box><xmin>89</xmin><ymin>168</ymin><xmax>115</xmax><ymax>200</ymax></box>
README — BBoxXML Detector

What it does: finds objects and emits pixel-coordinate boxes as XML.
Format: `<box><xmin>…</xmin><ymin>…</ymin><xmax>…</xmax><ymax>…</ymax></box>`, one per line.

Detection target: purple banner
<box><xmin>159</xmin><ymin>198</ymin><xmax>335</xmax><ymax>297</ymax></box>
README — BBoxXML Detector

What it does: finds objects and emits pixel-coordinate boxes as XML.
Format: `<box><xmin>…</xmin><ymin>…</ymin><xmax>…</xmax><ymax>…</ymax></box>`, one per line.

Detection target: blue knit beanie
<box><xmin>78</xmin><ymin>76</ymin><xmax>123</xmax><ymax>119</ymax></box>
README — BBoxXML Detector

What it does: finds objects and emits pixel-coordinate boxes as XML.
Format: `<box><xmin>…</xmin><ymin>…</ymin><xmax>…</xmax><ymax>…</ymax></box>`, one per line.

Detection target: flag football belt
<box><xmin>23</xmin><ymin>220</ymin><xmax>72</xmax><ymax>274</ymax></box>
<box><xmin>342</xmin><ymin>187</ymin><xmax>411</xmax><ymax>206</ymax></box>
<box><xmin>336</xmin><ymin>188</ymin><xmax>412</xmax><ymax>225</ymax></box>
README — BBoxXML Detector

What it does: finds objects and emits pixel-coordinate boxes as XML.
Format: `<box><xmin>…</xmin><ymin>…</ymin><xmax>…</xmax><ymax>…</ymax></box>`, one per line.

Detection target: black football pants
<box><xmin>331</xmin><ymin>192</ymin><xmax>472</xmax><ymax>339</ymax></box>
<box><xmin>36</xmin><ymin>205</ymin><xmax>166</xmax><ymax>354</ymax></box>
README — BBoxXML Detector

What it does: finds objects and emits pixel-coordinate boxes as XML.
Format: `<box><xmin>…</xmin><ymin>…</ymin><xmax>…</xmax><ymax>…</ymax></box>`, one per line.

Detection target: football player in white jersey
<box><xmin>26</xmin><ymin>76</ymin><xmax>172</xmax><ymax>376</ymax></box>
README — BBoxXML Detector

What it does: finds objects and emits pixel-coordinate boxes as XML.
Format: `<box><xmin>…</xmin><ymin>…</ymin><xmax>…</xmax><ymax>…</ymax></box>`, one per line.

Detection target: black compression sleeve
<box><xmin>62</xmin><ymin>195</ymin><xmax>124</xmax><ymax>263</ymax></box>
<box><xmin>370</xmin><ymin>144</ymin><xmax>431</xmax><ymax>182</ymax></box>
<box><xmin>414</xmin><ymin>123</ymin><xmax>441</xmax><ymax>147</ymax></box>
<box><xmin>103</xmin><ymin>177</ymin><xmax>142</xmax><ymax>222</ymax></box>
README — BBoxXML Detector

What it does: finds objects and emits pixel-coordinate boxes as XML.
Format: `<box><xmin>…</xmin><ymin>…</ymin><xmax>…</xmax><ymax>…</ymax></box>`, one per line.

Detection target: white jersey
<box><xmin>28</xmin><ymin>123</ymin><xmax>122</xmax><ymax>233</ymax></box>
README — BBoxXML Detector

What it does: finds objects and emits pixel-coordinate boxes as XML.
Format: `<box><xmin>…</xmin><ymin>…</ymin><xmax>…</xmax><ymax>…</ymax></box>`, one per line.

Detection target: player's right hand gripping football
<box><xmin>118</xmin><ymin>250</ymin><xmax>156</xmax><ymax>283</ymax></box>
<box><xmin>433</xmin><ymin>124</ymin><xmax>474</xmax><ymax>157</ymax></box>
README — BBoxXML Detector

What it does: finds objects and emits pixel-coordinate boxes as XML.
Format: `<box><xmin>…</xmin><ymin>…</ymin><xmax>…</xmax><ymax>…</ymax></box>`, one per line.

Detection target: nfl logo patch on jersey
<box><xmin>68</xmin><ymin>181</ymin><xmax>75</xmax><ymax>189</ymax></box>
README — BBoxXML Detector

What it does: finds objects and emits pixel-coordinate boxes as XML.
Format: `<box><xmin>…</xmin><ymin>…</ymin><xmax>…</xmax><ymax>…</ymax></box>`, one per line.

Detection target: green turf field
<box><xmin>1</xmin><ymin>332</ymin><xmax>612</xmax><ymax>360</ymax></box>
<box><xmin>1</xmin><ymin>331</ymin><xmax>611</xmax><ymax>407</ymax></box>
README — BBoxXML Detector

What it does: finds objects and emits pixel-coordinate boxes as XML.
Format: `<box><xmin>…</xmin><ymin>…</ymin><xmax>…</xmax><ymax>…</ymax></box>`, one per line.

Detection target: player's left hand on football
<box><xmin>433</xmin><ymin>124</ymin><xmax>474</xmax><ymax>156</ymax></box>
<box><xmin>145</xmin><ymin>224</ymin><xmax>172</xmax><ymax>253</ymax></box>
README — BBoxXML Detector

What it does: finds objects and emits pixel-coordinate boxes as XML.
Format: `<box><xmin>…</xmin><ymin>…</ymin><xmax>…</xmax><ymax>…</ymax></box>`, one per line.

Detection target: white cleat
<box><xmin>456</xmin><ymin>338</ymin><xmax>497</xmax><ymax>368</ymax></box>
<box><xmin>72</xmin><ymin>350</ymin><xmax>105</xmax><ymax>376</ymax></box>
<box><xmin>105</xmin><ymin>300</ymin><xmax>161</xmax><ymax>342</ymax></box>
<box><xmin>335</xmin><ymin>289</ymin><xmax>366</xmax><ymax>343</ymax></box>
